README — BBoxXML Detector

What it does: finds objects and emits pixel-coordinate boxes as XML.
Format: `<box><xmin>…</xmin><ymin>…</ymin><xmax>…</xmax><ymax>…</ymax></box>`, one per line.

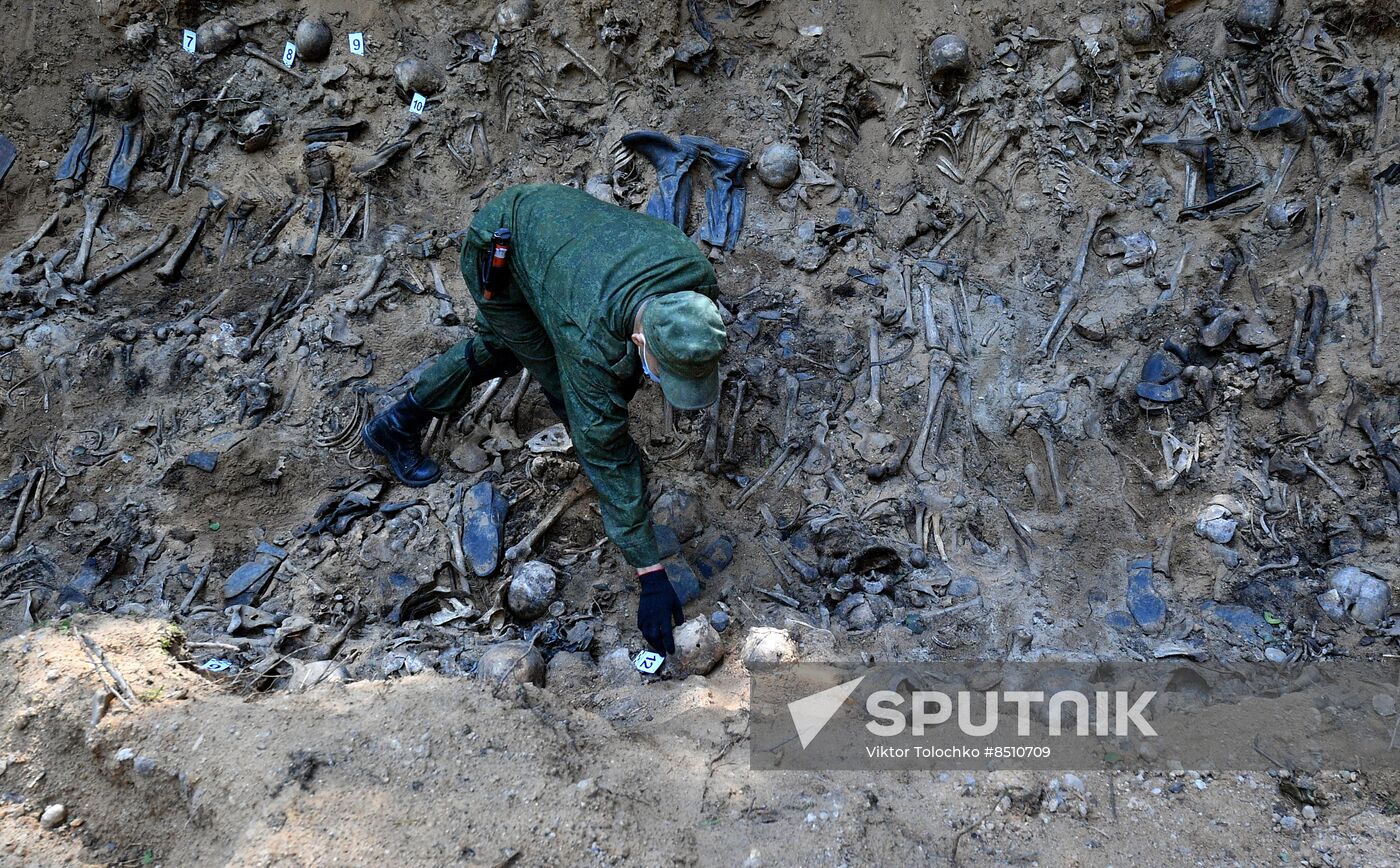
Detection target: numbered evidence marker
<box><xmin>282</xmin><ymin>41</ymin><xmax>297</xmax><ymax>68</ymax></box>
<box><xmin>182</xmin><ymin>29</ymin><xmax>197</xmax><ymax>53</ymax></box>
<box><xmin>633</xmin><ymin>650</ymin><xmax>664</xmax><ymax>674</ymax></box>
<box><xmin>408</xmin><ymin>92</ymin><xmax>427</xmax><ymax>115</ymax></box>
<box><xmin>348</xmin><ymin>32</ymin><xmax>366</xmax><ymax>56</ymax></box>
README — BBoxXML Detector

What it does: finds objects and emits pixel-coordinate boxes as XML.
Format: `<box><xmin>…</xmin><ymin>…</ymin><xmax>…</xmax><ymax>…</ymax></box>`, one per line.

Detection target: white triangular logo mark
<box><xmin>787</xmin><ymin>676</ymin><xmax>865</xmax><ymax>749</ymax></box>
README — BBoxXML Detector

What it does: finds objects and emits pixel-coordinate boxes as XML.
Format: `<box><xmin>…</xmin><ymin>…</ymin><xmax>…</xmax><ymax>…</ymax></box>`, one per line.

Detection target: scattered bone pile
<box><xmin>0</xmin><ymin>0</ymin><xmax>1398</xmax><ymax>688</ymax></box>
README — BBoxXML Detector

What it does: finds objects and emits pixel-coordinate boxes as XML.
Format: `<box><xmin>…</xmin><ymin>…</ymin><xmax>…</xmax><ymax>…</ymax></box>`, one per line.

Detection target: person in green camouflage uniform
<box><xmin>361</xmin><ymin>184</ymin><xmax>727</xmax><ymax>654</ymax></box>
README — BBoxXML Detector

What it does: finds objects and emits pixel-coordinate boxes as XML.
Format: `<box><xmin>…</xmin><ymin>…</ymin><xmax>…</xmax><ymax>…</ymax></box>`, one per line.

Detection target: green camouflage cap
<box><xmin>641</xmin><ymin>291</ymin><xmax>727</xmax><ymax>410</ymax></box>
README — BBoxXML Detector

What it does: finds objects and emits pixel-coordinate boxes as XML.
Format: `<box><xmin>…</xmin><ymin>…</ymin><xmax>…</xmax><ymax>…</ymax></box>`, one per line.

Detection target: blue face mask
<box><xmin>639</xmin><ymin>341</ymin><xmax>662</xmax><ymax>384</ymax></box>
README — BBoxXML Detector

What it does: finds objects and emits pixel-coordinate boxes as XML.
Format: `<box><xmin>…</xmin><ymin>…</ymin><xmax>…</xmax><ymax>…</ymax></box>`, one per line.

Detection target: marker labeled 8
<box><xmin>282</xmin><ymin>41</ymin><xmax>297</xmax><ymax>67</ymax></box>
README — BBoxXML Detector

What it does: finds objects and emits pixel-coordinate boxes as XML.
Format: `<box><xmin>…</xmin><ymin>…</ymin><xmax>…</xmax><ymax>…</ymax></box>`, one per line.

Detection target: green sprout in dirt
<box><xmin>157</xmin><ymin>623</ymin><xmax>186</xmax><ymax>655</ymax></box>
<box><xmin>139</xmin><ymin>686</ymin><xmax>164</xmax><ymax>702</ymax></box>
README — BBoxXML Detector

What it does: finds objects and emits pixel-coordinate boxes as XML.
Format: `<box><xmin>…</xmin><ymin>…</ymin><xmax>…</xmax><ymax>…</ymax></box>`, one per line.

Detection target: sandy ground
<box><xmin>3</xmin><ymin>619</ymin><xmax>1400</xmax><ymax>866</ymax></box>
<box><xmin>3</xmin><ymin>0</ymin><xmax>1400</xmax><ymax>862</ymax></box>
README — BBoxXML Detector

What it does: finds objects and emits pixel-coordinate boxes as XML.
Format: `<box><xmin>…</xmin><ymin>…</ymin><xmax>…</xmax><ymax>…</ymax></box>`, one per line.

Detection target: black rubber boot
<box><xmin>361</xmin><ymin>391</ymin><xmax>443</xmax><ymax>487</ymax></box>
<box><xmin>621</xmin><ymin>130</ymin><xmax>700</xmax><ymax>230</ymax></box>
<box><xmin>681</xmin><ymin>135</ymin><xmax>749</xmax><ymax>250</ymax></box>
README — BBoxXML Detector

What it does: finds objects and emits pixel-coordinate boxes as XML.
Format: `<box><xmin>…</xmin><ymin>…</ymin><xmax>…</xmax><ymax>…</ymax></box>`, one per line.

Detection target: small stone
<box><xmin>476</xmin><ymin>641</ymin><xmax>544</xmax><ymax>686</ymax></box>
<box><xmin>67</xmin><ymin>501</ymin><xmax>97</xmax><ymax>523</ymax></box>
<box><xmin>740</xmin><ymin>627</ymin><xmax>797</xmax><ymax>671</ymax></box>
<box><xmin>947</xmin><ymin>577</ymin><xmax>980</xmax><ymax>600</ymax></box>
<box><xmin>1374</xmin><ymin>693</ymin><xmax>1397</xmax><ymax>717</ymax></box>
<box><xmin>1054</xmin><ymin>69</ymin><xmax>1085</xmax><ymax>103</ymax></box>
<box><xmin>710</xmin><ymin>611</ymin><xmax>730</xmax><ymax>632</ymax></box>
<box><xmin>506</xmin><ymin>561</ymin><xmax>558</xmax><ymax>621</ymax></box>
<box><xmin>1062</xmin><ymin>772</ymin><xmax>1085</xmax><ymax>793</ymax></box>
<box><xmin>1302</xmin><ymin>805</ymin><xmax>1317</xmax><ymax>821</ymax></box>
<box><xmin>1279</xmin><ymin>815</ymin><xmax>1299</xmax><ymax>832</ymax></box>
<box><xmin>133</xmin><ymin>756</ymin><xmax>157</xmax><ymax>776</ymax></box>
<box><xmin>115</xmin><ymin>747</ymin><xmax>135</xmax><ymax>762</ymax></box>
<box><xmin>673</xmin><ymin>616</ymin><xmax>724</xmax><ymax>676</ymax></box>
<box><xmin>39</xmin><ymin>804</ymin><xmax>66</xmax><ymax>830</ymax></box>
<box><xmin>288</xmin><ymin>660</ymin><xmax>348</xmax><ymax>691</ymax></box>
<box><xmin>599</xmin><ymin>647</ymin><xmax>641</xmax><ymax>685</ymax></box>
<box><xmin>1264</xmin><ymin>647</ymin><xmax>1288</xmax><ymax>664</ymax></box>
<box><xmin>756</xmin><ymin>142</ymin><xmax>801</xmax><ymax>189</ymax></box>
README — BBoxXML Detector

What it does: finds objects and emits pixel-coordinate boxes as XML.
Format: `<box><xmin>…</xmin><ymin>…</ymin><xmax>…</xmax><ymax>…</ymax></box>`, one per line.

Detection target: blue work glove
<box><xmin>637</xmin><ymin>566</ymin><xmax>684</xmax><ymax>655</ymax></box>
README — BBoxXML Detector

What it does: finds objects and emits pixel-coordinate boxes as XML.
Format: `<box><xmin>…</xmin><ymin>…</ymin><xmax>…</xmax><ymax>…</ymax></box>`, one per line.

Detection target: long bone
<box><xmin>909</xmin><ymin>358</ymin><xmax>952</xmax><ymax>481</ymax></box>
<box><xmin>504</xmin><ymin>475</ymin><xmax>592</xmax><ymax>562</ymax></box>
<box><xmin>62</xmin><ymin>196</ymin><xmax>109</xmax><ymax>284</ymax></box>
<box><xmin>1036</xmin><ymin>204</ymin><xmax>1115</xmax><ymax>356</ymax></box>
<box><xmin>1035</xmin><ymin>421</ymin><xmax>1068</xmax><ymax>511</ymax></box>
<box><xmin>78</xmin><ymin>224</ymin><xmax>176</xmax><ymax>294</ymax></box>
<box><xmin>154</xmin><ymin>206</ymin><xmax>211</xmax><ymax>282</ymax></box>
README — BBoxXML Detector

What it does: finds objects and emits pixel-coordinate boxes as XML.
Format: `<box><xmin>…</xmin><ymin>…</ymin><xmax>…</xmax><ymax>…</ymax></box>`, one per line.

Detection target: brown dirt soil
<box><xmin>3</xmin><ymin>0</ymin><xmax>1400</xmax><ymax>862</ymax></box>
<box><xmin>3</xmin><ymin>619</ymin><xmax>1400</xmax><ymax>866</ymax></box>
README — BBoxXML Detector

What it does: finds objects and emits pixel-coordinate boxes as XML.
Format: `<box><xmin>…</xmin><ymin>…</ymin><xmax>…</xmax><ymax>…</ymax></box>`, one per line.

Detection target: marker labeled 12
<box><xmin>633</xmin><ymin>650</ymin><xmax>664</xmax><ymax>674</ymax></box>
